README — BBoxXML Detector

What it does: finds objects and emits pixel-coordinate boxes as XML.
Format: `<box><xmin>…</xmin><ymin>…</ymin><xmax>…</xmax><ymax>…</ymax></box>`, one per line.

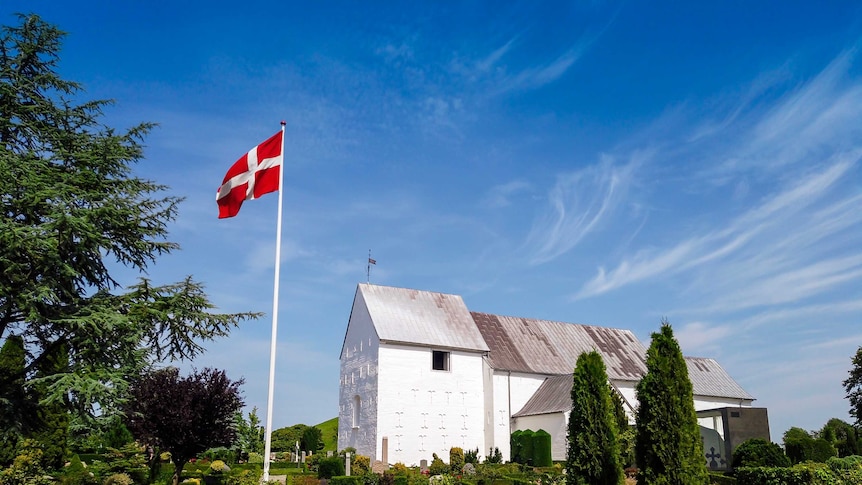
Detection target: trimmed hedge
<box><xmin>531</xmin><ymin>430</ymin><xmax>552</xmax><ymax>467</ymax></box>
<box><xmin>329</xmin><ymin>477</ymin><xmax>363</xmax><ymax>485</ymax></box>
<box><xmin>735</xmin><ymin>461</ymin><xmax>862</xmax><ymax>485</ymax></box>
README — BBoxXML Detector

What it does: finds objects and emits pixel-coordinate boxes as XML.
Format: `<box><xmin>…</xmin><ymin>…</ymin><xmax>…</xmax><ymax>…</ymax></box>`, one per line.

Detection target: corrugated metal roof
<box><xmin>686</xmin><ymin>357</ymin><xmax>754</xmax><ymax>400</ymax></box>
<box><xmin>513</xmin><ymin>358</ymin><xmax>754</xmax><ymax>417</ymax></box>
<box><xmin>359</xmin><ymin>284</ymin><xmax>489</xmax><ymax>352</ymax></box>
<box><xmin>471</xmin><ymin>312</ymin><xmax>647</xmax><ymax>380</ymax></box>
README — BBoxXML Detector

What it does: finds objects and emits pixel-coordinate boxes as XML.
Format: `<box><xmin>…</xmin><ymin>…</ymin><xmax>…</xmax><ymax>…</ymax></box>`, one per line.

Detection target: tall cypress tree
<box><xmin>635</xmin><ymin>322</ymin><xmax>708</xmax><ymax>485</ymax></box>
<box><xmin>0</xmin><ymin>335</ymin><xmax>26</xmax><ymax>465</ymax></box>
<box><xmin>566</xmin><ymin>350</ymin><xmax>622</xmax><ymax>485</ymax></box>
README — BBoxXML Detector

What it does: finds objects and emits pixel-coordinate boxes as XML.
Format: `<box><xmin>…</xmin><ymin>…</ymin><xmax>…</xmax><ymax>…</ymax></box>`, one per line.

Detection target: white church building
<box><xmin>337</xmin><ymin>284</ymin><xmax>756</xmax><ymax>466</ymax></box>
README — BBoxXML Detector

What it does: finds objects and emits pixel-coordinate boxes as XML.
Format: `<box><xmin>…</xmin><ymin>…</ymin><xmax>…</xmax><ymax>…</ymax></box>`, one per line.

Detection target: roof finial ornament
<box><xmin>367</xmin><ymin>249</ymin><xmax>376</xmax><ymax>283</ymax></box>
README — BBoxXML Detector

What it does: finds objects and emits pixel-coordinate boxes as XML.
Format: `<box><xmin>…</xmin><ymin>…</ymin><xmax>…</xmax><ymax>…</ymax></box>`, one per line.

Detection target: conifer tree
<box><xmin>635</xmin><ymin>322</ymin><xmax>708</xmax><ymax>485</ymax></box>
<box><xmin>0</xmin><ymin>335</ymin><xmax>27</xmax><ymax>465</ymax></box>
<box><xmin>0</xmin><ymin>14</ymin><xmax>258</xmax><ymax>429</ymax></box>
<box><xmin>566</xmin><ymin>350</ymin><xmax>622</xmax><ymax>485</ymax></box>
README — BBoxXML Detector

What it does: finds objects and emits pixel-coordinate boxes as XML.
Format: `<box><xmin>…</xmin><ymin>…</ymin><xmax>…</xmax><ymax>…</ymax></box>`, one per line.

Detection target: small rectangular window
<box><xmin>432</xmin><ymin>350</ymin><xmax>450</xmax><ymax>371</ymax></box>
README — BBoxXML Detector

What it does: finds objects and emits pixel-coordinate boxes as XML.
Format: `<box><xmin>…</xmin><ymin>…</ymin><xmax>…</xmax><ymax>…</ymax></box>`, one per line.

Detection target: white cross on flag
<box><xmin>216</xmin><ymin>130</ymin><xmax>283</xmax><ymax>218</ymax></box>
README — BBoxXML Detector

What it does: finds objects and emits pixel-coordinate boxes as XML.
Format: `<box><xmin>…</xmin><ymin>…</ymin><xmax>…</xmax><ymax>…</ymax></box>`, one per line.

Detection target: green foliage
<box><xmin>827</xmin><ymin>454</ymin><xmax>862</xmax><ymax>471</ymax></box>
<box><xmin>735</xmin><ymin>460</ymin><xmax>862</xmax><ymax>484</ymax></box>
<box><xmin>353</xmin><ymin>455</ymin><xmax>370</xmax><ymax>474</ymax></box>
<box><xmin>329</xmin><ymin>477</ymin><xmax>363</xmax><ymax>485</ymax></box>
<box><xmin>429</xmin><ymin>453</ymin><xmax>448</xmax><ymax>475</ymax></box>
<box><xmin>0</xmin><ymin>13</ymin><xmax>259</xmax><ymax>431</ymax></box>
<box><xmin>635</xmin><ymin>321</ymin><xmax>709</xmax><ymax>485</ymax></box>
<box><xmin>0</xmin><ymin>440</ymin><xmax>53</xmax><ymax>485</ymax></box>
<box><xmin>449</xmin><ymin>447</ymin><xmax>464</xmax><ymax>473</ymax></box>
<box><xmin>510</xmin><ymin>430</ymin><xmax>523</xmax><ymax>464</ymax></box>
<box><xmin>783</xmin><ymin>427</ymin><xmax>837</xmax><ymax>464</ymax></box>
<box><xmin>102</xmin><ymin>474</ymin><xmax>133</xmax><ymax>485</ymax></box>
<box><xmin>300</xmin><ymin>427</ymin><xmax>323</xmax><ymax>453</ymax></box>
<box><xmin>30</xmin><ymin>344</ymin><xmax>70</xmax><ymax>469</ymax></box>
<box><xmin>485</xmin><ymin>447</ymin><xmax>502</xmax><ymax>464</ymax></box>
<box><xmin>515</xmin><ymin>430</ymin><xmax>534</xmax><ymax>465</ymax></box>
<box><xmin>271</xmin><ymin>425</ymin><xmax>310</xmax><ymax>453</ymax></box>
<box><xmin>845</xmin><ymin>346</ymin><xmax>862</xmax><ymax>428</ymax></box>
<box><xmin>60</xmin><ymin>454</ymin><xmax>99</xmax><ymax>485</ymax></box>
<box><xmin>531</xmin><ymin>430</ymin><xmax>552</xmax><ymax>468</ymax></box>
<box><xmin>317</xmin><ymin>456</ymin><xmax>345</xmax><ymax>479</ymax></box>
<box><xmin>566</xmin><ymin>351</ymin><xmax>621</xmax><ymax>485</ymax></box>
<box><xmin>246</xmin><ymin>453</ymin><xmax>262</xmax><ymax>465</ymax></box>
<box><xmin>464</xmin><ymin>448</ymin><xmax>479</xmax><ymax>465</ymax></box>
<box><xmin>232</xmin><ymin>408</ymin><xmax>264</xmax><ymax>458</ymax></box>
<box><xmin>820</xmin><ymin>418</ymin><xmax>861</xmax><ymax>457</ymax></box>
<box><xmin>0</xmin><ymin>335</ymin><xmax>27</xmax><ymax>466</ymax></box>
<box><xmin>315</xmin><ymin>418</ymin><xmax>339</xmax><ymax>452</ymax></box>
<box><xmin>201</xmin><ymin>448</ymin><xmax>234</xmax><ymax>465</ymax></box>
<box><xmin>731</xmin><ymin>438</ymin><xmax>790</xmax><ymax>468</ymax></box>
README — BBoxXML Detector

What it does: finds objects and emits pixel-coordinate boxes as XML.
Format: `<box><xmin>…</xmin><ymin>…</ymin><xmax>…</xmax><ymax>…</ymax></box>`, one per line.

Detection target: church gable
<box><xmin>359</xmin><ymin>284</ymin><xmax>489</xmax><ymax>352</ymax></box>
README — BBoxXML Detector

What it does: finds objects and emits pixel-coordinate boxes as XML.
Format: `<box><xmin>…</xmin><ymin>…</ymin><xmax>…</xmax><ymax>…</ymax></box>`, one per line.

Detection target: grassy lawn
<box><xmin>315</xmin><ymin>417</ymin><xmax>338</xmax><ymax>452</ymax></box>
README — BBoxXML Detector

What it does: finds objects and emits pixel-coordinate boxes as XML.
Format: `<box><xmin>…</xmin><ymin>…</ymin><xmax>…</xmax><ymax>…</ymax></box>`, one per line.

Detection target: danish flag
<box><xmin>216</xmin><ymin>131</ymin><xmax>283</xmax><ymax>218</ymax></box>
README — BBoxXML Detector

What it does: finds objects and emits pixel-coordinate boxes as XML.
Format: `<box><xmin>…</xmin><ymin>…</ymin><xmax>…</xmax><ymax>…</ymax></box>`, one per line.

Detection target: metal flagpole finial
<box><xmin>367</xmin><ymin>249</ymin><xmax>376</xmax><ymax>283</ymax></box>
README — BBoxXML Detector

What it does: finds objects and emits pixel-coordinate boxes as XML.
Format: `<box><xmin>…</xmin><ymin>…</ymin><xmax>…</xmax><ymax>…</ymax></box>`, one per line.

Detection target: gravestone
<box><xmin>327</xmin><ymin>451</ymin><xmax>333</xmax><ymax>457</ymax></box>
<box><xmin>420</xmin><ymin>459</ymin><xmax>428</xmax><ymax>473</ymax></box>
<box><xmin>345</xmin><ymin>452</ymin><xmax>351</xmax><ymax>476</ymax></box>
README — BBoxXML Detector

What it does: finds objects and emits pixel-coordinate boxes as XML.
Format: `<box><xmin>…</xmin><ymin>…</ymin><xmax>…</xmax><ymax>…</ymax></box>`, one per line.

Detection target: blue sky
<box><xmin>6</xmin><ymin>1</ymin><xmax>862</xmax><ymax>441</ymax></box>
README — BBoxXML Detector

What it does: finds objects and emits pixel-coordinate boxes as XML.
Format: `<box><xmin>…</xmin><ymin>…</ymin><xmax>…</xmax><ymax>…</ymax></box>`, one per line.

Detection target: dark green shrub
<box><xmin>531</xmin><ymin>430</ymin><xmax>551</xmax><ymax>467</ymax></box>
<box><xmin>635</xmin><ymin>322</ymin><xmax>709</xmax><ymax>485</ymax></box>
<box><xmin>485</xmin><ymin>448</ymin><xmax>502</xmax><ymax>464</ymax></box>
<box><xmin>329</xmin><ymin>477</ymin><xmax>363</xmax><ymax>485</ymax></box>
<box><xmin>731</xmin><ymin>438</ymin><xmax>790</xmax><ymax>468</ymax></box>
<box><xmin>827</xmin><ymin>454</ymin><xmax>862</xmax><ymax>471</ymax></box>
<box><xmin>566</xmin><ymin>350</ymin><xmax>621</xmax><ymax>485</ymax></box>
<box><xmin>318</xmin><ymin>456</ymin><xmax>345</xmax><ymax>479</ymax></box>
<box><xmin>429</xmin><ymin>453</ymin><xmax>448</xmax><ymax>475</ymax></box>
<box><xmin>464</xmin><ymin>448</ymin><xmax>479</xmax><ymax>465</ymax></box>
<box><xmin>707</xmin><ymin>472</ymin><xmax>736</xmax><ymax>485</ymax></box>
<box><xmin>60</xmin><ymin>454</ymin><xmax>99</xmax><ymax>485</ymax></box>
<box><xmin>201</xmin><ymin>448</ymin><xmax>236</xmax><ymax>464</ymax></box>
<box><xmin>510</xmin><ymin>431</ymin><xmax>523</xmax><ymax>464</ymax></box>
<box><xmin>516</xmin><ymin>430</ymin><xmax>534</xmax><ymax>465</ymax></box>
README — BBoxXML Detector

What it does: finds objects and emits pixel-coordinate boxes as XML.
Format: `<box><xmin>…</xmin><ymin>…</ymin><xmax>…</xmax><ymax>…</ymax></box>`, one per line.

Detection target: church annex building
<box><xmin>337</xmin><ymin>283</ymin><xmax>767</xmax><ymax>469</ymax></box>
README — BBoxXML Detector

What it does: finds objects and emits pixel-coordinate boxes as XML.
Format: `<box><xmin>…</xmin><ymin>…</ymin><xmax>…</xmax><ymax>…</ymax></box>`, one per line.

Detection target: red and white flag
<box><xmin>216</xmin><ymin>131</ymin><xmax>283</xmax><ymax>218</ymax></box>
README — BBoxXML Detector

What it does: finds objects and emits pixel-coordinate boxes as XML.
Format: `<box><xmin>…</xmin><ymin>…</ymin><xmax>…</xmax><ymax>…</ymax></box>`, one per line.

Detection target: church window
<box><xmin>432</xmin><ymin>350</ymin><xmax>450</xmax><ymax>371</ymax></box>
<box><xmin>352</xmin><ymin>395</ymin><xmax>361</xmax><ymax>428</ymax></box>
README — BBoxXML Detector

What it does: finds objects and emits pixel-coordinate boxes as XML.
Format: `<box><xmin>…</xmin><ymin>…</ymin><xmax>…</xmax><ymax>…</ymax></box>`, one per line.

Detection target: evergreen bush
<box><xmin>635</xmin><ymin>322</ymin><xmax>709</xmax><ymax>485</ymax></box>
<box><xmin>516</xmin><ymin>430</ymin><xmax>534</xmax><ymax>466</ymax></box>
<box><xmin>731</xmin><ymin>438</ymin><xmax>790</xmax><ymax>468</ymax></box>
<box><xmin>510</xmin><ymin>431</ymin><xmax>524</xmax><ymax>464</ymax></box>
<box><xmin>531</xmin><ymin>430</ymin><xmax>552</xmax><ymax>467</ymax></box>
<box><xmin>429</xmin><ymin>453</ymin><xmax>448</xmax><ymax>475</ymax></box>
<box><xmin>318</xmin><ymin>456</ymin><xmax>345</xmax><ymax>479</ymax></box>
<box><xmin>449</xmin><ymin>447</ymin><xmax>464</xmax><ymax>473</ymax></box>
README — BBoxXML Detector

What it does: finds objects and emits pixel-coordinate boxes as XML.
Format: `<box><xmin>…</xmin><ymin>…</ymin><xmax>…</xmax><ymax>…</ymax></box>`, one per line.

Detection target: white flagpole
<box><xmin>262</xmin><ymin>121</ymin><xmax>286</xmax><ymax>482</ymax></box>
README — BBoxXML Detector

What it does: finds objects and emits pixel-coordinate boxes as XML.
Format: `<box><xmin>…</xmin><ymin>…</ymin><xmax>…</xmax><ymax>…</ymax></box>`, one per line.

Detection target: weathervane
<box><xmin>367</xmin><ymin>249</ymin><xmax>376</xmax><ymax>283</ymax></box>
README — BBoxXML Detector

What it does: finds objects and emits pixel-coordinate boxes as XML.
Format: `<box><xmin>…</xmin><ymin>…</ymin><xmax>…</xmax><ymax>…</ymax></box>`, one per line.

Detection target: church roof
<box><xmin>512</xmin><ymin>357</ymin><xmax>755</xmax><ymax>418</ymax></box>
<box><xmin>358</xmin><ymin>283</ymin><xmax>490</xmax><ymax>352</ymax></box>
<box><xmin>471</xmin><ymin>312</ymin><xmax>647</xmax><ymax>380</ymax></box>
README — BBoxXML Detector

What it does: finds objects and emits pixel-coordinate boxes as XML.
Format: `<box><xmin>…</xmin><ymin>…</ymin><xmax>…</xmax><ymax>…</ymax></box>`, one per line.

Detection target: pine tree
<box><xmin>635</xmin><ymin>322</ymin><xmax>708</xmax><ymax>485</ymax></box>
<box><xmin>0</xmin><ymin>14</ymin><xmax>258</xmax><ymax>429</ymax></box>
<box><xmin>566</xmin><ymin>350</ymin><xmax>622</xmax><ymax>485</ymax></box>
<box><xmin>844</xmin><ymin>346</ymin><xmax>862</xmax><ymax>428</ymax></box>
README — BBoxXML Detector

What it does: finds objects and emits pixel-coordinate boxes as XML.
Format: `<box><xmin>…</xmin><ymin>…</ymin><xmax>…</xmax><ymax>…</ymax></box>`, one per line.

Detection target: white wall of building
<box><xmin>693</xmin><ymin>395</ymin><xmax>753</xmax><ymax>411</ymax></box>
<box><xmin>376</xmin><ymin>343</ymin><xmax>487</xmax><ymax>466</ymax></box>
<box><xmin>491</xmin><ymin>371</ymin><xmax>547</xmax><ymax>461</ymax></box>
<box><xmin>337</xmin><ymin>296</ymin><xmax>380</xmax><ymax>460</ymax></box>
<box><xmin>512</xmin><ymin>412</ymin><xmax>569</xmax><ymax>462</ymax></box>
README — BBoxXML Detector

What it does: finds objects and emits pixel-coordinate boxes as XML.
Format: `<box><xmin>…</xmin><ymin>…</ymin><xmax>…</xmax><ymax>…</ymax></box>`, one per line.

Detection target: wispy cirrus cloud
<box><xmin>573</xmin><ymin>47</ymin><xmax>862</xmax><ymax>305</ymax></box>
<box><xmin>525</xmin><ymin>155</ymin><xmax>639</xmax><ymax>265</ymax></box>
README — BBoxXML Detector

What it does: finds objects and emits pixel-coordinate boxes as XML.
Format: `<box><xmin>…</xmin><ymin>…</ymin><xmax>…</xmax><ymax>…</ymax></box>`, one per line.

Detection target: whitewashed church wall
<box><xmin>612</xmin><ymin>380</ymin><xmax>638</xmax><ymax>424</ymax></box>
<box><xmin>693</xmin><ymin>395</ymin><xmax>753</xmax><ymax>411</ymax></box>
<box><xmin>512</xmin><ymin>412</ymin><xmax>568</xmax><ymax>461</ymax></box>
<box><xmin>337</xmin><ymin>296</ymin><xmax>380</xmax><ymax>461</ymax></box>
<box><xmin>376</xmin><ymin>344</ymin><xmax>487</xmax><ymax>467</ymax></box>
<box><xmin>491</xmin><ymin>372</ymin><xmax>547</xmax><ymax>461</ymax></box>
